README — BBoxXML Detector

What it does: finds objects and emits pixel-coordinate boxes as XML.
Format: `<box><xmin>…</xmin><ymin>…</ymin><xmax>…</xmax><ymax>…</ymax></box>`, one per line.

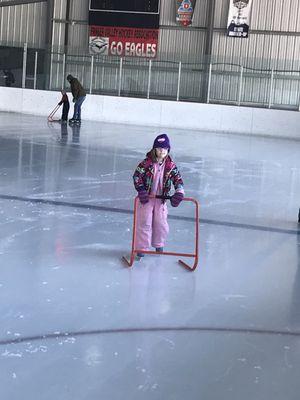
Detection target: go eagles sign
<box><xmin>89</xmin><ymin>26</ymin><xmax>158</xmax><ymax>58</ymax></box>
<box><xmin>89</xmin><ymin>1</ymin><xmax>160</xmax><ymax>58</ymax></box>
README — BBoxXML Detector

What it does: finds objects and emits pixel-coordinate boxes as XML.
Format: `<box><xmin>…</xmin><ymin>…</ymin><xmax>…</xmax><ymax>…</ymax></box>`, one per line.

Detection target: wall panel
<box><xmin>0</xmin><ymin>1</ymin><xmax>47</xmax><ymax>46</ymax></box>
<box><xmin>158</xmin><ymin>27</ymin><xmax>206</xmax><ymax>61</ymax></box>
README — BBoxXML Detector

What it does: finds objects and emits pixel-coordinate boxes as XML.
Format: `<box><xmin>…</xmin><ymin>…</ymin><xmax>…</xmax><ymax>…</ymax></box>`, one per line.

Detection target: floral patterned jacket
<box><xmin>133</xmin><ymin>150</ymin><xmax>184</xmax><ymax>198</ymax></box>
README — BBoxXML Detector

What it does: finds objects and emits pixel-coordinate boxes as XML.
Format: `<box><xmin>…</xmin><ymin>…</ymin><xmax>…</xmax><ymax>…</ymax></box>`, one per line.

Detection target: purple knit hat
<box><xmin>153</xmin><ymin>134</ymin><xmax>170</xmax><ymax>151</ymax></box>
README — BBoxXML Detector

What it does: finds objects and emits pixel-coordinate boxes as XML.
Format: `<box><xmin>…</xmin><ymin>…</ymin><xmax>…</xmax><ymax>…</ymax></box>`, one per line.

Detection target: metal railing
<box><xmin>1</xmin><ymin>42</ymin><xmax>300</xmax><ymax>111</ymax></box>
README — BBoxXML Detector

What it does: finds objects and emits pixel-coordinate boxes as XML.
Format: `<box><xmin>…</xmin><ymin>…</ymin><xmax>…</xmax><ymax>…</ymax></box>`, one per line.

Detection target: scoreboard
<box><xmin>90</xmin><ymin>0</ymin><xmax>159</xmax><ymax>13</ymax></box>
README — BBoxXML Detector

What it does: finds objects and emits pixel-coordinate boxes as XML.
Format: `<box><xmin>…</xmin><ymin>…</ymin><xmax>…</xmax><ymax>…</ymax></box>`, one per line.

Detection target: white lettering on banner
<box><xmin>110</xmin><ymin>41</ymin><xmax>123</xmax><ymax>56</ymax></box>
<box><xmin>111</xmin><ymin>41</ymin><xmax>157</xmax><ymax>57</ymax></box>
<box><xmin>124</xmin><ymin>42</ymin><xmax>131</xmax><ymax>55</ymax></box>
<box><xmin>129</xmin><ymin>42</ymin><xmax>136</xmax><ymax>56</ymax></box>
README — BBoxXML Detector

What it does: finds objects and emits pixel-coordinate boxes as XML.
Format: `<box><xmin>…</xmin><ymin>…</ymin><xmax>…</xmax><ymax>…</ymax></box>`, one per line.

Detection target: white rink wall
<box><xmin>0</xmin><ymin>87</ymin><xmax>299</xmax><ymax>139</ymax></box>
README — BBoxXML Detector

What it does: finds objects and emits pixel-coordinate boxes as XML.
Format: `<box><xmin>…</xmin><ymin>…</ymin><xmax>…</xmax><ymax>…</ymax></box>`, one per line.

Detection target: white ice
<box><xmin>0</xmin><ymin>112</ymin><xmax>299</xmax><ymax>400</ymax></box>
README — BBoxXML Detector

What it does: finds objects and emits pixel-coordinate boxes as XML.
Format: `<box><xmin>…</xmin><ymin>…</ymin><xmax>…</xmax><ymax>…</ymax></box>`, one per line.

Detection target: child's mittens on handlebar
<box><xmin>138</xmin><ymin>190</ymin><xmax>149</xmax><ymax>204</ymax></box>
<box><xmin>170</xmin><ymin>192</ymin><xmax>184</xmax><ymax>207</ymax></box>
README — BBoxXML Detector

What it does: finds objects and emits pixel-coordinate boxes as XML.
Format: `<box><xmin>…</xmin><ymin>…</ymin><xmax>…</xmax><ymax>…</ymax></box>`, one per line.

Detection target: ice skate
<box><xmin>136</xmin><ymin>253</ymin><xmax>144</xmax><ymax>260</ymax></box>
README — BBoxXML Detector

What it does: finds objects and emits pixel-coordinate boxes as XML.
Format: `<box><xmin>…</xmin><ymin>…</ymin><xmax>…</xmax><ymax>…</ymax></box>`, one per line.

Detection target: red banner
<box><xmin>89</xmin><ymin>26</ymin><xmax>159</xmax><ymax>58</ymax></box>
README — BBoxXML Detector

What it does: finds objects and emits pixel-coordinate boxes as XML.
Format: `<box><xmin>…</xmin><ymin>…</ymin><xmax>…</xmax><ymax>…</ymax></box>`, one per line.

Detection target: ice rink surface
<box><xmin>0</xmin><ymin>111</ymin><xmax>299</xmax><ymax>399</ymax></box>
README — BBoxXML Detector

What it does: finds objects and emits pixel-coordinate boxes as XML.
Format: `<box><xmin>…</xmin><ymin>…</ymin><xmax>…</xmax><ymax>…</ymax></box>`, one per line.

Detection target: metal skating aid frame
<box><xmin>47</xmin><ymin>104</ymin><xmax>61</xmax><ymax>122</ymax></box>
<box><xmin>122</xmin><ymin>196</ymin><xmax>199</xmax><ymax>271</ymax></box>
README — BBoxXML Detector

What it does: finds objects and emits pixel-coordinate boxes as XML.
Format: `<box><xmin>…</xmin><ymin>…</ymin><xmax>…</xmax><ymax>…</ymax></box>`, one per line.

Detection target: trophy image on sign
<box><xmin>233</xmin><ymin>0</ymin><xmax>249</xmax><ymax>7</ymax></box>
<box><xmin>233</xmin><ymin>0</ymin><xmax>249</xmax><ymax>24</ymax></box>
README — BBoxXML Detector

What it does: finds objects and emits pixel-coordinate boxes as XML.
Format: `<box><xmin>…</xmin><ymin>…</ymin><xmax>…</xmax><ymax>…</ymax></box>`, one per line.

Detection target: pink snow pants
<box><xmin>135</xmin><ymin>198</ymin><xmax>169</xmax><ymax>250</ymax></box>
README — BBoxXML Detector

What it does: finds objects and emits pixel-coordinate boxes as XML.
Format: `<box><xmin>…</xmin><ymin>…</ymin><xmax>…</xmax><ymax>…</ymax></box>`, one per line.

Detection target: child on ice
<box><xmin>133</xmin><ymin>134</ymin><xmax>184</xmax><ymax>258</ymax></box>
<box><xmin>58</xmin><ymin>90</ymin><xmax>70</xmax><ymax>123</ymax></box>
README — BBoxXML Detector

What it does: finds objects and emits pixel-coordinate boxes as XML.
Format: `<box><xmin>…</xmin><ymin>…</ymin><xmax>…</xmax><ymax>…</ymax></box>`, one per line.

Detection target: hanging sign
<box><xmin>227</xmin><ymin>0</ymin><xmax>253</xmax><ymax>37</ymax></box>
<box><xmin>175</xmin><ymin>0</ymin><xmax>196</xmax><ymax>27</ymax></box>
<box><xmin>89</xmin><ymin>26</ymin><xmax>158</xmax><ymax>58</ymax></box>
<box><xmin>89</xmin><ymin>0</ymin><xmax>160</xmax><ymax>57</ymax></box>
